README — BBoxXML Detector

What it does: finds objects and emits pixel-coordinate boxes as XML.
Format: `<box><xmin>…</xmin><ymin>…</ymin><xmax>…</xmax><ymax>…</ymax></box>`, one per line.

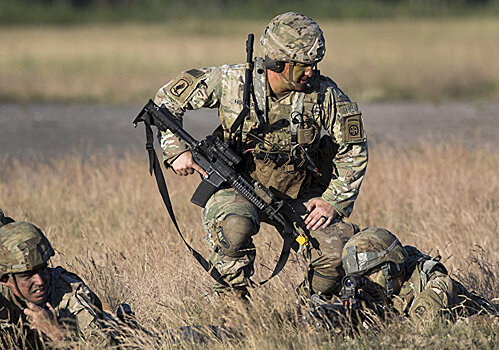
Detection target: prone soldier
<box><xmin>340</xmin><ymin>227</ymin><xmax>498</xmax><ymax>326</ymax></box>
<box><xmin>0</xmin><ymin>210</ymin><xmax>105</xmax><ymax>348</ymax></box>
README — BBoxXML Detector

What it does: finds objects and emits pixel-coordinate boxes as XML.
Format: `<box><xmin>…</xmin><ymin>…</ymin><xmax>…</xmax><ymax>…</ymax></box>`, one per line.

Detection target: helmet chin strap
<box><xmin>278</xmin><ymin>61</ymin><xmax>301</xmax><ymax>90</ymax></box>
<box><xmin>12</xmin><ymin>274</ymin><xmax>29</xmax><ymax>305</ymax></box>
<box><xmin>10</xmin><ymin>269</ymin><xmax>50</xmax><ymax>306</ymax></box>
<box><xmin>381</xmin><ymin>264</ymin><xmax>394</xmax><ymax>297</ymax></box>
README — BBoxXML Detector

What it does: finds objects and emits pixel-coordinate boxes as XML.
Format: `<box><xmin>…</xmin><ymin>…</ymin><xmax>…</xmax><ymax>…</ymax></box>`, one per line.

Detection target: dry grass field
<box><xmin>1</xmin><ymin>15</ymin><xmax>498</xmax><ymax>349</ymax></box>
<box><xmin>0</xmin><ymin>139</ymin><xmax>497</xmax><ymax>349</ymax></box>
<box><xmin>1</xmin><ymin>17</ymin><xmax>499</xmax><ymax>103</ymax></box>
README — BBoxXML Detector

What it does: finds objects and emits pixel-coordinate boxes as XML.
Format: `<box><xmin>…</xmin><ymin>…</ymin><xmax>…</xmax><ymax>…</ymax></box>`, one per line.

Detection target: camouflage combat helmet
<box><xmin>260</xmin><ymin>12</ymin><xmax>325</xmax><ymax>64</ymax></box>
<box><xmin>342</xmin><ymin>228</ymin><xmax>407</xmax><ymax>296</ymax></box>
<box><xmin>342</xmin><ymin>228</ymin><xmax>407</xmax><ymax>276</ymax></box>
<box><xmin>0</xmin><ymin>222</ymin><xmax>54</xmax><ymax>279</ymax></box>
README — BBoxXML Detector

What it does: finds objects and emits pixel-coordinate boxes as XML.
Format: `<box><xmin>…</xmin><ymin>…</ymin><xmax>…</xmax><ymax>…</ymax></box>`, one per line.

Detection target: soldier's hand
<box><xmin>24</xmin><ymin>302</ymin><xmax>64</xmax><ymax>341</ymax></box>
<box><xmin>305</xmin><ymin>198</ymin><xmax>338</xmax><ymax>230</ymax></box>
<box><xmin>171</xmin><ymin>151</ymin><xmax>208</xmax><ymax>178</ymax></box>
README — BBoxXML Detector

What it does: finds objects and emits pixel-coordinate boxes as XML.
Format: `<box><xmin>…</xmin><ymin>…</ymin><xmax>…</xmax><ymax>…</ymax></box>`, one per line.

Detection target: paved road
<box><xmin>0</xmin><ymin>102</ymin><xmax>497</xmax><ymax>160</ymax></box>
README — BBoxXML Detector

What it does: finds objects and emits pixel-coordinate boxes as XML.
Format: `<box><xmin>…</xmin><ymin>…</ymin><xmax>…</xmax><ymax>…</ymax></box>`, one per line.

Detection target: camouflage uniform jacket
<box><xmin>155</xmin><ymin>58</ymin><xmax>368</xmax><ymax>217</ymax></box>
<box><xmin>391</xmin><ymin>246</ymin><xmax>497</xmax><ymax>325</ymax></box>
<box><xmin>0</xmin><ymin>266</ymin><xmax>103</xmax><ymax>345</ymax></box>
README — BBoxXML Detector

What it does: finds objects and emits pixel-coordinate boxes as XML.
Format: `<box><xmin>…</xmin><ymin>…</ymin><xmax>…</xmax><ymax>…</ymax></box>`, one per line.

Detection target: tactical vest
<box><xmin>226</xmin><ymin>57</ymin><xmax>328</xmax><ymax>199</ymax></box>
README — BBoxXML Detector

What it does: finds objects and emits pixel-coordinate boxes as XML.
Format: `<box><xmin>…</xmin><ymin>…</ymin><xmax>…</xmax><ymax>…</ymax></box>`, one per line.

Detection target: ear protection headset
<box><xmin>264</xmin><ymin>56</ymin><xmax>285</xmax><ymax>73</ymax></box>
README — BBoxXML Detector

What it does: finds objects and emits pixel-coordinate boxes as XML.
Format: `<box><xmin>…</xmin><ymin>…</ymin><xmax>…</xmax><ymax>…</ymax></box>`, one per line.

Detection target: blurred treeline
<box><xmin>1</xmin><ymin>0</ymin><xmax>499</xmax><ymax>25</ymax></box>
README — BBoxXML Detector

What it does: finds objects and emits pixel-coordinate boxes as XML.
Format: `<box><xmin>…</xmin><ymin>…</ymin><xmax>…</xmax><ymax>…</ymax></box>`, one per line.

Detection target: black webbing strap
<box><xmin>259</xmin><ymin>232</ymin><xmax>294</xmax><ymax>285</ymax></box>
<box><xmin>381</xmin><ymin>264</ymin><xmax>393</xmax><ymax>297</ymax></box>
<box><xmin>142</xmin><ymin>117</ymin><xmax>228</xmax><ymax>287</ymax></box>
<box><xmin>142</xmin><ymin>116</ymin><xmax>296</xmax><ymax>288</ymax></box>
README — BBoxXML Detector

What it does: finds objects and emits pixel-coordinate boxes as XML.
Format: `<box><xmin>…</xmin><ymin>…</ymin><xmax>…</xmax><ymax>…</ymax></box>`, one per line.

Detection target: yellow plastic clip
<box><xmin>296</xmin><ymin>233</ymin><xmax>309</xmax><ymax>246</ymax></box>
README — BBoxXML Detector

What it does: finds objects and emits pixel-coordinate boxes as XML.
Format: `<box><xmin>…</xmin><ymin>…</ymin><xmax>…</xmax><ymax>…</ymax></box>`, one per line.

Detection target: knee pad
<box><xmin>216</xmin><ymin>215</ymin><xmax>257</xmax><ymax>258</ymax></box>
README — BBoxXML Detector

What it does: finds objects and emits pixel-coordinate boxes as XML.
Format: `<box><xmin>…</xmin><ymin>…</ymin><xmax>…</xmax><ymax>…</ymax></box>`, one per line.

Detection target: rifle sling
<box><xmin>141</xmin><ymin>116</ymin><xmax>293</xmax><ymax>288</ymax></box>
<box><xmin>259</xmin><ymin>232</ymin><xmax>294</xmax><ymax>285</ymax></box>
<box><xmin>143</xmin><ymin>118</ymin><xmax>228</xmax><ymax>287</ymax></box>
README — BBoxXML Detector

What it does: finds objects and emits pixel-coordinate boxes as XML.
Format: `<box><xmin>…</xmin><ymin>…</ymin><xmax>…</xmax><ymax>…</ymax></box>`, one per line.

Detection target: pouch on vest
<box><xmin>420</xmin><ymin>259</ymin><xmax>448</xmax><ymax>288</ymax></box>
<box><xmin>248</xmin><ymin>156</ymin><xmax>307</xmax><ymax>199</ymax></box>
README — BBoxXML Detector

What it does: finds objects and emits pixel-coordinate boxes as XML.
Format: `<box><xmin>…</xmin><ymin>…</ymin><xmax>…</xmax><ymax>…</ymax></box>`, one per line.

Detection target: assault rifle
<box><xmin>133</xmin><ymin>99</ymin><xmax>314</xmax><ymax>284</ymax></box>
<box><xmin>307</xmin><ymin>275</ymin><xmax>390</xmax><ymax>332</ymax></box>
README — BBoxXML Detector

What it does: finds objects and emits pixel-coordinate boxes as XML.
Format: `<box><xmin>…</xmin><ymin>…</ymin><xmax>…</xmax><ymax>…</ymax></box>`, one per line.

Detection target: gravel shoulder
<box><xmin>0</xmin><ymin>102</ymin><xmax>497</xmax><ymax>160</ymax></box>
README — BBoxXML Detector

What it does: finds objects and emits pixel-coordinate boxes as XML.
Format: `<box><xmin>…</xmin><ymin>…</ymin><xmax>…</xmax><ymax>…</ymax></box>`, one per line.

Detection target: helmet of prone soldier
<box><xmin>260</xmin><ymin>12</ymin><xmax>326</xmax><ymax>67</ymax></box>
<box><xmin>342</xmin><ymin>227</ymin><xmax>407</xmax><ymax>277</ymax></box>
<box><xmin>0</xmin><ymin>222</ymin><xmax>54</xmax><ymax>281</ymax></box>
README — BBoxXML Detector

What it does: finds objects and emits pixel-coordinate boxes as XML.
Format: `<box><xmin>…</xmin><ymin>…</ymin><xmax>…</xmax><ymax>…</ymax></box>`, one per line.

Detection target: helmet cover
<box><xmin>260</xmin><ymin>12</ymin><xmax>325</xmax><ymax>64</ymax></box>
<box><xmin>342</xmin><ymin>227</ymin><xmax>407</xmax><ymax>276</ymax></box>
<box><xmin>0</xmin><ymin>222</ymin><xmax>54</xmax><ymax>279</ymax></box>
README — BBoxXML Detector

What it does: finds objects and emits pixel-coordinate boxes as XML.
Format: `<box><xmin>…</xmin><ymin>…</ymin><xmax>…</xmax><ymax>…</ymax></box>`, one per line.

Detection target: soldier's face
<box><xmin>283</xmin><ymin>62</ymin><xmax>314</xmax><ymax>90</ymax></box>
<box><xmin>3</xmin><ymin>265</ymin><xmax>51</xmax><ymax>304</ymax></box>
<box><xmin>269</xmin><ymin>62</ymin><xmax>314</xmax><ymax>94</ymax></box>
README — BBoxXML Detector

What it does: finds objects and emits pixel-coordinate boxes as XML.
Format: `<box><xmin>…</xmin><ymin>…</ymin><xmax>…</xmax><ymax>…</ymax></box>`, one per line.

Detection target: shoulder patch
<box><xmin>165</xmin><ymin>69</ymin><xmax>206</xmax><ymax>106</ymax></box>
<box><xmin>339</xmin><ymin>102</ymin><xmax>360</xmax><ymax>117</ymax></box>
<box><xmin>413</xmin><ymin>304</ymin><xmax>427</xmax><ymax>317</ymax></box>
<box><xmin>338</xmin><ymin>102</ymin><xmax>365</xmax><ymax>143</ymax></box>
<box><xmin>344</xmin><ymin>115</ymin><xmax>363</xmax><ymax>141</ymax></box>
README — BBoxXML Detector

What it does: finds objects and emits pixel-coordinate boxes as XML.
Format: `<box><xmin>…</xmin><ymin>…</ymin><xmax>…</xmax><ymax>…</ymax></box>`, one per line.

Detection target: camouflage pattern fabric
<box><xmin>154</xmin><ymin>15</ymin><xmax>367</xmax><ymax>293</ymax></box>
<box><xmin>201</xmin><ymin>187</ymin><xmax>359</xmax><ymax>294</ymax></box>
<box><xmin>0</xmin><ymin>267</ymin><xmax>104</xmax><ymax>345</ymax></box>
<box><xmin>342</xmin><ymin>229</ymin><xmax>497</xmax><ymax>325</ymax></box>
<box><xmin>0</xmin><ymin>222</ymin><xmax>54</xmax><ymax>278</ymax></box>
<box><xmin>155</xmin><ymin>62</ymin><xmax>367</xmax><ymax>217</ymax></box>
<box><xmin>342</xmin><ymin>227</ymin><xmax>408</xmax><ymax>276</ymax></box>
<box><xmin>389</xmin><ymin>247</ymin><xmax>497</xmax><ymax>325</ymax></box>
<box><xmin>260</xmin><ymin>12</ymin><xmax>325</xmax><ymax>64</ymax></box>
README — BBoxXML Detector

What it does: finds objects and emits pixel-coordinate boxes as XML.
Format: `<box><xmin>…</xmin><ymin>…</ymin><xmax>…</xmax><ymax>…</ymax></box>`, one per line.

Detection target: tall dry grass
<box><xmin>1</xmin><ymin>17</ymin><xmax>499</xmax><ymax>103</ymax></box>
<box><xmin>0</xmin><ymin>140</ymin><xmax>498</xmax><ymax>348</ymax></box>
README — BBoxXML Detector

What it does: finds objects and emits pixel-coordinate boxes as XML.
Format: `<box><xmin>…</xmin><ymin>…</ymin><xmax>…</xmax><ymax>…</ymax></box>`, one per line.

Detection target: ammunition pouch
<box><xmin>248</xmin><ymin>155</ymin><xmax>307</xmax><ymax>199</ymax></box>
<box><xmin>243</xmin><ymin>134</ymin><xmax>337</xmax><ymax>199</ymax></box>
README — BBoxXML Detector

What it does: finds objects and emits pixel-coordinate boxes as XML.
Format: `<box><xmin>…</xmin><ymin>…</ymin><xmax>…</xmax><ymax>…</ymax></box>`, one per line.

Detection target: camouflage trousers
<box><xmin>201</xmin><ymin>188</ymin><xmax>358</xmax><ymax>296</ymax></box>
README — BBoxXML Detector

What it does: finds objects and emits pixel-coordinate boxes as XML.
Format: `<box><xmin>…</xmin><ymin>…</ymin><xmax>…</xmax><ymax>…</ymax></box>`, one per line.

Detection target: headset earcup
<box><xmin>264</xmin><ymin>57</ymin><xmax>285</xmax><ymax>73</ymax></box>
